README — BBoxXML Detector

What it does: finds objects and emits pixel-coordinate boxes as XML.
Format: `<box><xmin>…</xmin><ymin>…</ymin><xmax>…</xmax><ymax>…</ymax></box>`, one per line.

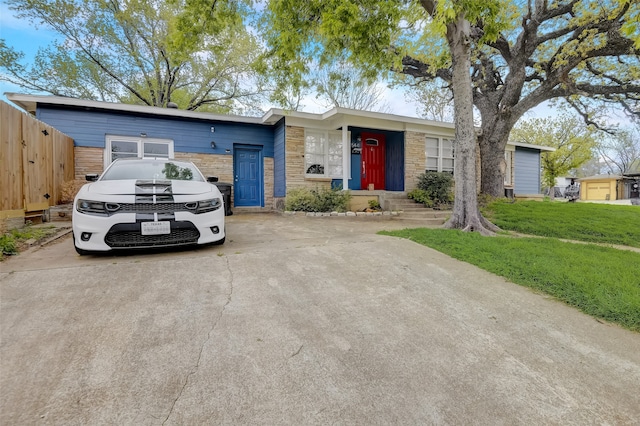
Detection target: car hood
<box><xmin>84</xmin><ymin>179</ymin><xmax>219</xmax><ymax>196</ymax></box>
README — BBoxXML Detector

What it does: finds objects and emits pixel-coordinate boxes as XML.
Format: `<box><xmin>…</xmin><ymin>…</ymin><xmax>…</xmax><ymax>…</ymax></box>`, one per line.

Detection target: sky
<box><xmin>0</xmin><ymin>2</ymin><xmax>62</xmax><ymax>101</ymax></box>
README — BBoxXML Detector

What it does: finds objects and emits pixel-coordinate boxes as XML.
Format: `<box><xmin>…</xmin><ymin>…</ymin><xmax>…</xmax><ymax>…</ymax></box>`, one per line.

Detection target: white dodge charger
<box><xmin>72</xmin><ymin>158</ymin><xmax>225</xmax><ymax>255</ymax></box>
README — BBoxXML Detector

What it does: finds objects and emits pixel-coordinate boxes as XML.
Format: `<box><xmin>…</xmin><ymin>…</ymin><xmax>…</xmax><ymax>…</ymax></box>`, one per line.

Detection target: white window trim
<box><xmin>504</xmin><ymin>150</ymin><xmax>513</xmax><ymax>186</ymax></box>
<box><xmin>425</xmin><ymin>136</ymin><xmax>454</xmax><ymax>173</ymax></box>
<box><xmin>304</xmin><ymin>129</ymin><xmax>349</xmax><ymax>179</ymax></box>
<box><xmin>104</xmin><ymin>135</ymin><xmax>174</xmax><ymax>168</ymax></box>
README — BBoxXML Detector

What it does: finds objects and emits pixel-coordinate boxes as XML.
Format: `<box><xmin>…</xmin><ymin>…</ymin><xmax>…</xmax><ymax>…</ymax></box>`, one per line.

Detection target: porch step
<box><xmin>393</xmin><ymin>210</ymin><xmax>451</xmax><ymax>225</ymax></box>
<box><xmin>380</xmin><ymin>192</ymin><xmax>451</xmax><ymax>225</ymax></box>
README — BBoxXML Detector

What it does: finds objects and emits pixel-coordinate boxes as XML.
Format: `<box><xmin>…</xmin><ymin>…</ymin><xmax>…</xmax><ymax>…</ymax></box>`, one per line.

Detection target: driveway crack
<box><xmin>162</xmin><ymin>256</ymin><xmax>234</xmax><ymax>425</ymax></box>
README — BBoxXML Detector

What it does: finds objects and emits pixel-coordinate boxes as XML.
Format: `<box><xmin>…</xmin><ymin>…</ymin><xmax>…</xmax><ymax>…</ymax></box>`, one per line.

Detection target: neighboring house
<box><xmin>552</xmin><ymin>176</ymin><xmax>579</xmax><ymax>197</ymax></box>
<box><xmin>555</xmin><ymin>176</ymin><xmax>577</xmax><ymax>190</ymax></box>
<box><xmin>578</xmin><ymin>174</ymin><xmax>621</xmax><ymax>201</ymax></box>
<box><xmin>578</xmin><ymin>173</ymin><xmax>640</xmax><ymax>201</ymax></box>
<box><xmin>623</xmin><ymin>173</ymin><xmax>640</xmax><ymax>200</ymax></box>
<box><xmin>6</xmin><ymin>93</ymin><xmax>551</xmax><ymax>211</ymax></box>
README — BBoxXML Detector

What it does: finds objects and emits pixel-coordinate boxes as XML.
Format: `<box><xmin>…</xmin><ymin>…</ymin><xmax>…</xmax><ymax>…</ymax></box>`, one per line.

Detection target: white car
<box><xmin>72</xmin><ymin>158</ymin><xmax>225</xmax><ymax>255</ymax></box>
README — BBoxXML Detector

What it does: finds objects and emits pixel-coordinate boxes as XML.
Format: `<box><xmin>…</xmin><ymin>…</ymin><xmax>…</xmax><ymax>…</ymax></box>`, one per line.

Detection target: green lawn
<box><xmin>380</xmin><ymin>201</ymin><xmax>640</xmax><ymax>332</ymax></box>
<box><xmin>0</xmin><ymin>225</ymin><xmax>59</xmax><ymax>261</ymax></box>
<box><xmin>483</xmin><ymin>200</ymin><xmax>640</xmax><ymax>248</ymax></box>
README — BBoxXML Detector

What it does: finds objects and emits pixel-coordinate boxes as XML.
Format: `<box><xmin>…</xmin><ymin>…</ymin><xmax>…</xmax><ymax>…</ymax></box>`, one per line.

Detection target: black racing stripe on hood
<box><xmin>135</xmin><ymin>180</ymin><xmax>175</xmax><ymax>222</ymax></box>
<box><xmin>135</xmin><ymin>179</ymin><xmax>173</xmax><ymax>194</ymax></box>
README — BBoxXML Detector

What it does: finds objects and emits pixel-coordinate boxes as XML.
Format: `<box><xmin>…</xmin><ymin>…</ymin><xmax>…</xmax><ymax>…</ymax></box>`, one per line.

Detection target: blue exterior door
<box><xmin>234</xmin><ymin>147</ymin><xmax>263</xmax><ymax>207</ymax></box>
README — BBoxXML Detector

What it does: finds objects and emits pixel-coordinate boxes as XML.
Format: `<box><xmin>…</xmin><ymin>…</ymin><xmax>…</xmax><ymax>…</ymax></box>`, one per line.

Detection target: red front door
<box><xmin>361</xmin><ymin>133</ymin><xmax>386</xmax><ymax>190</ymax></box>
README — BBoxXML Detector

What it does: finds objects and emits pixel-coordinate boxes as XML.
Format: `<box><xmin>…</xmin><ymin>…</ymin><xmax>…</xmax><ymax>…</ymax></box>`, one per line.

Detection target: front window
<box><xmin>105</xmin><ymin>135</ymin><xmax>174</xmax><ymax>167</ymax></box>
<box><xmin>305</xmin><ymin>130</ymin><xmax>346</xmax><ymax>178</ymax></box>
<box><xmin>425</xmin><ymin>137</ymin><xmax>454</xmax><ymax>173</ymax></box>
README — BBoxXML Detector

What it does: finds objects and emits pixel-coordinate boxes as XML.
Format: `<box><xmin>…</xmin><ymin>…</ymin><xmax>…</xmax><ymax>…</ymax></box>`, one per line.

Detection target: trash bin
<box><xmin>215</xmin><ymin>182</ymin><xmax>233</xmax><ymax>216</ymax></box>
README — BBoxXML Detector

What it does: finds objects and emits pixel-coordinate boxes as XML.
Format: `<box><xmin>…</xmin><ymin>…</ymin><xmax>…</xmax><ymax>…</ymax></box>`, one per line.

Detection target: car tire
<box><xmin>74</xmin><ymin>245</ymin><xmax>92</xmax><ymax>256</ymax></box>
<box><xmin>212</xmin><ymin>236</ymin><xmax>225</xmax><ymax>246</ymax></box>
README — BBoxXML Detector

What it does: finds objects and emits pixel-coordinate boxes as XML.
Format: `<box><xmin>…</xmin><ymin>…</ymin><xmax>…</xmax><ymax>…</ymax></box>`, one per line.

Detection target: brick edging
<box><xmin>283</xmin><ymin>211</ymin><xmax>401</xmax><ymax>217</ymax></box>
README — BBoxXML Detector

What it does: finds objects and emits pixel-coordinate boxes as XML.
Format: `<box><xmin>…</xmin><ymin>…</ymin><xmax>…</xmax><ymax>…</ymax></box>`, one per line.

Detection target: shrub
<box><xmin>0</xmin><ymin>234</ymin><xmax>18</xmax><ymax>259</ymax></box>
<box><xmin>60</xmin><ymin>180</ymin><xmax>87</xmax><ymax>204</ymax></box>
<box><xmin>416</xmin><ymin>171</ymin><xmax>454</xmax><ymax>205</ymax></box>
<box><xmin>409</xmin><ymin>172</ymin><xmax>454</xmax><ymax>207</ymax></box>
<box><xmin>407</xmin><ymin>189</ymin><xmax>435</xmax><ymax>208</ymax></box>
<box><xmin>285</xmin><ymin>186</ymin><xmax>351</xmax><ymax>212</ymax></box>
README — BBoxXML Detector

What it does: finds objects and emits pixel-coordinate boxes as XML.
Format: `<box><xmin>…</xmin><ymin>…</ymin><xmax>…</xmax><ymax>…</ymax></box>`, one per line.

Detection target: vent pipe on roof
<box><xmin>167</xmin><ymin>102</ymin><xmax>178</xmax><ymax>109</ymax></box>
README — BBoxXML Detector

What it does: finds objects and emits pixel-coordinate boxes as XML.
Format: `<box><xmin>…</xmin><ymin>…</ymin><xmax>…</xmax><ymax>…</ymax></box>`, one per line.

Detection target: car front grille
<box><xmin>105</xmin><ymin>222</ymin><xmax>200</xmax><ymax>248</ymax></box>
<box><xmin>115</xmin><ymin>202</ymin><xmax>193</xmax><ymax>213</ymax></box>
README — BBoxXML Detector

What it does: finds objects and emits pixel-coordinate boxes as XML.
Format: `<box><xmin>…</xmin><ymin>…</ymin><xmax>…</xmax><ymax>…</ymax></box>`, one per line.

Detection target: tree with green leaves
<box><xmin>263</xmin><ymin>0</ymin><xmax>640</xmax><ymax>203</ymax></box>
<box><xmin>0</xmin><ymin>0</ymin><xmax>265</xmax><ymax>113</ymax></box>
<box><xmin>406</xmin><ymin>0</ymin><xmax>639</xmax><ymax>197</ymax></box>
<box><xmin>510</xmin><ymin>115</ymin><xmax>597</xmax><ymax>199</ymax></box>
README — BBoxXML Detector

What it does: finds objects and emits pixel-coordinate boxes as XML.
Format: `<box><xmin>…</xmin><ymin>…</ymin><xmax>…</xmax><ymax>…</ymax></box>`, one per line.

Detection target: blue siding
<box><xmin>273</xmin><ymin>119</ymin><xmax>286</xmax><ymax>197</ymax></box>
<box><xmin>385</xmin><ymin>132</ymin><xmax>405</xmax><ymax>191</ymax></box>
<box><xmin>36</xmin><ymin>106</ymin><xmax>274</xmax><ymax>157</ymax></box>
<box><xmin>514</xmin><ymin>147</ymin><xmax>541</xmax><ymax>194</ymax></box>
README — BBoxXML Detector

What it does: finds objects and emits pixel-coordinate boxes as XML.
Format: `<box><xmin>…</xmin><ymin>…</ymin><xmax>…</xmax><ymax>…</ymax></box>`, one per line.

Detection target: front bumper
<box><xmin>72</xmin><ymin>210</ymin><xmax>225</xmax><ymax>252</ymax></box>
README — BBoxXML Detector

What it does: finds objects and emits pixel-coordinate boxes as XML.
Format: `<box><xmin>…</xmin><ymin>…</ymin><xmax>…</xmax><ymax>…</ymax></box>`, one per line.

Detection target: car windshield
<box><xmin>101</xmin><ymin>160</ymin><xmax>205</xmax><ymax>181</ymax></box>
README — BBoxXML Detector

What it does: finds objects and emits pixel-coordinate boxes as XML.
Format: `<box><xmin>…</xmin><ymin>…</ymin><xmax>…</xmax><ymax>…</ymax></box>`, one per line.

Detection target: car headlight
<box><xmin>187</xmin><ymin>198</ymin><xmax>222</xmax><ymax>214</ymax></box>
<box><xmin>76</xmin><ymin>199</ymin><xmax>109</xmax><ymax>216</ymax></box>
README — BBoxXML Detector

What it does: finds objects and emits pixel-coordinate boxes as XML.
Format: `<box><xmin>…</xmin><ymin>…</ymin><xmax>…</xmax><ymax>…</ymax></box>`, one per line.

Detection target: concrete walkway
<box><xmin>1</xmin><ymin>214</ymin><xmax>639</xmax><ymax>424</ymax></box>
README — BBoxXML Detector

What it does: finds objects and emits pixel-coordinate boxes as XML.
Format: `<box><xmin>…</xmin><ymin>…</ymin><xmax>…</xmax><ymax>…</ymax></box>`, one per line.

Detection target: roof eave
<box><xmin>4</xmin><ymin>93</ymin><xmax>264</xmax><ymax>125</ymax></box>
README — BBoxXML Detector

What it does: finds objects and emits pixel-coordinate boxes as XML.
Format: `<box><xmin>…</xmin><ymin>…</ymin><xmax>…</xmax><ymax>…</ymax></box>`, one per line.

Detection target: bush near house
<box><xmin>408</xmin><ymin>172</ymin><xmax>454</xmax><ymax>208</ymax></box>
<box><xmin>60</xmin><ymin>180</ymin><xmax>88</xmax><ymax>204</ymax></box>
<box><xmin>285</xmin><ymin>187</ymin><xmax>351</xmax><ymax>212</ymax></box>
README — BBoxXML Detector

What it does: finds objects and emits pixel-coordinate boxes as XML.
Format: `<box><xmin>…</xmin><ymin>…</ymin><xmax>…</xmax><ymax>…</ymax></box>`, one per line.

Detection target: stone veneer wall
<box><xmin>74</xmin><ymin>147</ymin><xmax>104</xmax><ymax>180</ymax></box>
<box><xmin>263</xmin><ymin>157</ymin><xmax>274</xmax><ymax>209</ymax></box>
<box><xmin>284</xmin><ymin>126</ymin><xmax>332</xmax><ymax>192</ymax></box>
<box><xmin>404</xmin><ymin>131</ymin><xmax>427</xmax><ymax>192</ymax></box>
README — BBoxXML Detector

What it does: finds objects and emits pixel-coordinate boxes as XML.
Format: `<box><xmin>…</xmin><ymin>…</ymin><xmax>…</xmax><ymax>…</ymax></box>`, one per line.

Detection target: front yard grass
<box><xmin>380</xmin><ymin>228</ymin><xmax>640</xmax><ymax>331</ymax></box>
<box><xmin>483</xmin><ymin>200</ymin><xmax>640</xmax><ymax>248</ymax></box>
<box><xmin>1</xmin><ymin>225</ymin><xmax>59</xmax><ymax>261</ymax></box>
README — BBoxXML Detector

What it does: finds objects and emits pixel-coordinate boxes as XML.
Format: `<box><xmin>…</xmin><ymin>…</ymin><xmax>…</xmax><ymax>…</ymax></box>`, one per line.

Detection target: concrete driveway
<box><xmin>1</xmin><ymin>214</ymin><xmax>639</xmax><ymax>425</ymax></box>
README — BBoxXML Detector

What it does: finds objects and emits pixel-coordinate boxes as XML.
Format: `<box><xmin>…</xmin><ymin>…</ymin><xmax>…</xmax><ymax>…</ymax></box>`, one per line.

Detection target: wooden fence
<box><xmin>1</xmin><ymin>100</ymin><xmax>74</xmax><ymax>228</ymax></box>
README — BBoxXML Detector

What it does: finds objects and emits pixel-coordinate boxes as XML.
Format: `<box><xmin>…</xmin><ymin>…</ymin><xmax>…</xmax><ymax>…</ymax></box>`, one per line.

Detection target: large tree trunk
<box><xmin>478</xmin><ymin>132</ymin><xmax>510</xmax><ymax>197</ymax></box>
<box><xmin>443</xmin><ymin>15</ymin><xmax>498</xmax><ymax>235</ymax></box>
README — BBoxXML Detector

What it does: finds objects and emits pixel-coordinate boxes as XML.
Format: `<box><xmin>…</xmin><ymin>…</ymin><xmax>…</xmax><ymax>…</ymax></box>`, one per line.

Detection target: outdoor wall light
<box><xmin>140</xmin><ymin>132</ymin><xmax>147</xmax><ymax>137</ymax></box>
<box><xmin>211</xmin><ymin>141</ymin><xmax>216</xmax><ymax>149</ymax></box>
<box><xmin>225</xmin><ymin>149</ymin><xmax>231</xmax><ymax>153</ymax></box>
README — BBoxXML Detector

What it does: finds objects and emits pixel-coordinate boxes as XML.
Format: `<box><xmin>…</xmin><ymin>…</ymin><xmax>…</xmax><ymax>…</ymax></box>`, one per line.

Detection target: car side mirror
<box><xmin>86</xmin><ymin>173</ymin><xmax>99</xmax><ymax>182</ymax></box>
<box><xmin>207</xmin><ymin>176</ymin><xmax>219</xmax><ymax>183</ymax></box>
